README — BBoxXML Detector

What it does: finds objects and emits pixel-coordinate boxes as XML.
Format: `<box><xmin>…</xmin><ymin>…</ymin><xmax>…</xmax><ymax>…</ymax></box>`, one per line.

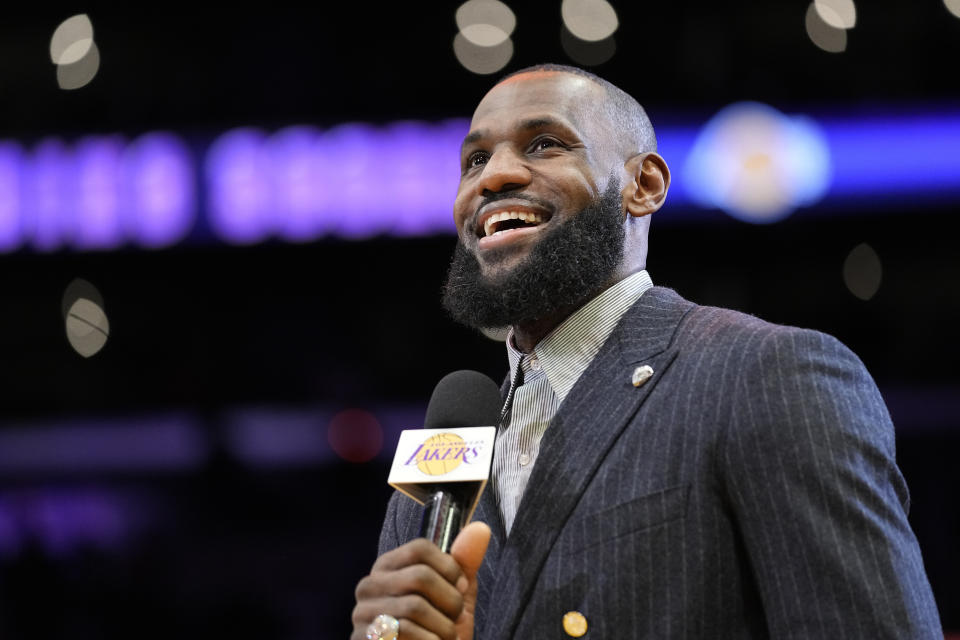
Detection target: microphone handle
<box><xmin>419</xmin><ymin>489</ymin><xmax>463</xmax><ymax>553</ymax></box>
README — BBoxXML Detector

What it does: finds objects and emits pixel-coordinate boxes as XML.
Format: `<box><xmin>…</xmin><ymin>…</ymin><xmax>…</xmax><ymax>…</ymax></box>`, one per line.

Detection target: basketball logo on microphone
<box><xmin>404</xmin><ymin>432</ymin><xmax>482</xmax><ymax>476</ymax></box>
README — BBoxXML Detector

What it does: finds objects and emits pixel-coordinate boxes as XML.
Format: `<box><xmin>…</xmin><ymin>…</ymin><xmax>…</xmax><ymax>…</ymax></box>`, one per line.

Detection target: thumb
<box><xmin>450</xmin><ymin>521</ymin><xmax>491</xmax><ymax>640</ymax></box>
<box><xmin>450</xmin><ymin>521</ymin><xmax>491</xmax><ymax>581</ymax></box>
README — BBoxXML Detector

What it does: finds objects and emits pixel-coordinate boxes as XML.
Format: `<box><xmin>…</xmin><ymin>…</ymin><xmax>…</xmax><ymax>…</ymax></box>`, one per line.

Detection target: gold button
<box><xmin>562</xmin><ymin>611</ymin><xmax>588</xmax><ymax>637</ymax></box>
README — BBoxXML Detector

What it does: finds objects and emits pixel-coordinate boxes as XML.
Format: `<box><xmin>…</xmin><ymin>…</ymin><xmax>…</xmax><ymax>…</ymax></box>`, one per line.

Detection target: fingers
<box><xmin>373</xmin><ymin>538</ymin><xmax>467</xmax><ymax>591</ymax></box>
<box><xmin>356</xmin><ymin>563</ymin><xmax>463</xmax><ymax>620</ymax></box>
<box><xmin>352</xmin><ymin>596</ymin><xmax>457</xmax><ymax>640</ymax></box>
<box><xmin>353</xmin><ymin>537</ymin><xmax>471</xmax><ymax>640</ymax></box>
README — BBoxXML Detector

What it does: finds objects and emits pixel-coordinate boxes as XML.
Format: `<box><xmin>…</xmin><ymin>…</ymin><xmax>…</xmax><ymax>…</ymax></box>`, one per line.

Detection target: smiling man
<box><xmin>351</xmin><ymin>65</ymin><xmax>941</xmax><ymax>640</ymax></box>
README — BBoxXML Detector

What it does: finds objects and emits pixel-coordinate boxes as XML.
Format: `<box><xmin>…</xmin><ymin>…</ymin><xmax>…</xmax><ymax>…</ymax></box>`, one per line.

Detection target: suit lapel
<box><xmin>481</xmin><ymin>287</ymin><xmax>693</xmax><ymax>639</ymax></box>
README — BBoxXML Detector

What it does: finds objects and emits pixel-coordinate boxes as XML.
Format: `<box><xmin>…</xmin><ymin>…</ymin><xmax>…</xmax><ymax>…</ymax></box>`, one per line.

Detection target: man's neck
<box><xmin>511</xmin><ymin>307</ymin><xmax>577</xmax><ymax>354</ymax></box>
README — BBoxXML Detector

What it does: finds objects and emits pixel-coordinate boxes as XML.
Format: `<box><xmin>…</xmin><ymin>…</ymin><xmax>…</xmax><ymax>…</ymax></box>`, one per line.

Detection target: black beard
<box><xmin>442</xmin><ymin>181</ymin><xmax>625</xmax><ymax>330</ymax></box>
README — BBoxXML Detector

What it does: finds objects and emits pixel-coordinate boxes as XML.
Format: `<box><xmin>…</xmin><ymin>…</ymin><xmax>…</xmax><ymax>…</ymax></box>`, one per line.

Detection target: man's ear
<box><xmin>623</xmin><ymin>152</ymin><xmax>670</xmax><ymax>217</ymax></box>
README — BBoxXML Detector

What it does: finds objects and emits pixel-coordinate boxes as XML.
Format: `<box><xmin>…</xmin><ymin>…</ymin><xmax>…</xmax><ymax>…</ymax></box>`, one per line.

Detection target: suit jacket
<box><xmin>377</xmin><ymin>287</ymin><xmax>942</xmax><ymax>638</ymax></box>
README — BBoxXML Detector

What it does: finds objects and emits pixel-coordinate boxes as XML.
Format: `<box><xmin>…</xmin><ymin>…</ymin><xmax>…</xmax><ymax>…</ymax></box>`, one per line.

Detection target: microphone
<box><xmin>388</xmin><ymin>370</ymin><xmax>502</xmax><ymax>552</ymax></box>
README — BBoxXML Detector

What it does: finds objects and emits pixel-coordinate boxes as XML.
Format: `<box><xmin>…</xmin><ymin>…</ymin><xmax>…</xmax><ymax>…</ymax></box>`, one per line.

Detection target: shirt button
<box><xmin>518</xmin><ymin>453</ymin><xmax>531</xmax><ymax>466</ymax></box>
<box><xmin>529</xmin><ymin>358</ymin><xmax>541</xmax><ymax>371</ymax></box>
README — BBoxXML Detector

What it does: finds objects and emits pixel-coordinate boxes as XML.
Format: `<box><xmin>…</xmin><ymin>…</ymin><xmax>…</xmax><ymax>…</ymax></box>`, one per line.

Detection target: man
<box><xmin>351</xmin><ymin>64</ymin><xmax>942</xmax><ymax>639</ymax></box>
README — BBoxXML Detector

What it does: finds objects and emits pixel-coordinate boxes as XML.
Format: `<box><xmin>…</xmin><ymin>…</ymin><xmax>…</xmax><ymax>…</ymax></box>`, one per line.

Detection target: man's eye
<box><xmin>532</xmin><ymin>138</ymin><xmax>562</xmax><ymax>152</ymax></box>
<box><xmin>467</xmin><ymin>152</ymin><xmax>489</xmax><ymax>168</ymax></box>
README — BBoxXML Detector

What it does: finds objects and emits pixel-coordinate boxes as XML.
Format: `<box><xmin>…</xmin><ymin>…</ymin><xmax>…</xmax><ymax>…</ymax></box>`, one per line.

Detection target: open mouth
<box><xmin>480</xmin><ymin>210</ymin><xmax>549</xmax><ymax>238</ymax></box>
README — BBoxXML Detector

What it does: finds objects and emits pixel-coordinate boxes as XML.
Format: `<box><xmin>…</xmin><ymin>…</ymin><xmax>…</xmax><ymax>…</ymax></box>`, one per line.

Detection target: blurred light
<box><xmin>481</xmin><ymin>326</ymin><xmax>510</xmax><ymax>342</ymax></box>
<box><xmin>120</xmin><ymin>132</ymin><xmax>196</xmax><ymax>248</ymax></box>
<box><xmin>328</xmin><ymin>408</ymin><xmax>384</xmax><ymax>463</ymax></box>
<box><xmin>56</xmin><ymin>40</ymin><xmax>100</xmax><ymax>90</ymax></box>
<box><xmin>453</xmin><ymin>30</ymin><xmax>514</xmax><ymax>75</ymax></box>
<box><xmin>945</xmin><ymin>0</ymin><xmax>960</xmax><ymax>18</ymax></box>
<box><xmin>461</xmin><ymin>23</ymin><xmax>511</xmax><ymax>47</ymax></box>
<box><xmin>62</xmin><ymin>277</ymin><xmax>105</xmax><ymax>318</ymax></box>
<box><xmin>65</xmin><ymin>298</ymin><xmax>110</xmax><ymax>357</ymax></box>
<box><xmin>0</xmin><ymin>142</ymin><xmax>23</xmax><ymax>252</ymax></box>
<box><xmin>683</xmin><ymin>102</ymin><xmax>832</xmax><ymax>223</ymax></box>
<box><xmin>49</xmin><ymin>14</ymin><xmax>93</xmax><ymax>65</ymax></box>
<box><xmin>226</xmin><ymin>408</ymin><xmax>333</xmax><ymax>468</ymax></box>
<box><xmin>319</xmin><ymin>123</ymin><xmax>391</xmax><ymax>238</ymax></box>
<box><xmin>0</xmin><ymin>416</ymin><xmax>206</xmax><ymax>473</ymax></box>
<box><xmin>63</xmin><ymin>278</ymin><xmax>109</xmax><ymax>358</ymax></box>
<box><xmin>561</xmin><ymin>0</ymin><xmax>619</xmax><ymax>42</ymax></box>
<box><xmin>0</xmin><ymin>490</ymin><xmax>135</xmax><ymax>558</ymax></box>
<box><xmin>805</xmin><ymin>2</ymin><xmax>847</xmax><ymax>53</ymax></box>
<box><xmin>561</xmin><ymin>25</ymin><xmax>616</xmax><ymax>66</ymax></box>
<box><xmin>814</xmin><ymin>0</ymin><xmax>857</xmax><ymax>29</ymax></box>
<box><xmin>27</xmin><ymin>138</ymin><xmax>71</xmax><ymax>251</ymax></box>
<box><xmin>456</xmin><ymin>0</ymin><xmax>516</xmax><ymax>46</ymax></box>
<box><xmin>268</xmin><ymin>125</ymin><xmax>328</xmax><ymax>242</ymax></box>
<box><xmin>74</xmin><ymin>136</ymin><xmax>125</xmax><ymax>249</ymax></box>
<box><xmin>0</xmin><ymin>133</ymin><xmax>194</xmax><ymax>253</ymax></box>
<box><xmin>206</xmin><ymin>119</ymin><xmax>466</xmax><ymax>243</ymax></box>
<box><xmin>206</xmin><ymin>128</ymin><xmax>272</xmax><ymax>244</ymax></box>
<box><xmin>843</xmin><ymin>243</ymin><xmax>882</xmax><ymax>300</ymax></box>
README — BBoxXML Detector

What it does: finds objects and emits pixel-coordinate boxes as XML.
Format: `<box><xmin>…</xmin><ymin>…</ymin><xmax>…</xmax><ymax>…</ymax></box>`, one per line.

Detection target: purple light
<box><xmin>0</xmin><ymin>132</ymin><xmax>196</xmax><ymax>253</ymax></box>
<box><xmin>0</xmin><ymin>415</ymin><xmax>208</xmax><ymax>473</ymax></box>
<box><xmin>121</xmin><ymin>132</ymin><xmax>196</xmax><ymax>248</ymax></box>
<box><xmin>206</xmin><ymin>128</ymin><xmax>273</xmax><ymax>244</ymax></box>
<box><xmin>319</xmin><ymin>123</ymin><xmax>390</xmax><ymax>238</ymax></box>
<box><xmin>386</xmin><ymin>119</ymin><xmax>466</xmax><ymax>237</ymax></box>
<box><xmin>75</xmin><ymin>135</ymin><xmax>126</xmax><ymax>250</ymax></box>
<box><xmin>269</xmin><ymin>125</ymin><xmax>330</xmax><ymax>242</ymax></box>
<box><xmin>26</xmin><ymin>138</ymin><xmax>73</xmax><ymax>251</ymax></box>
<box><xmin>0</xmin><ymin>142</ymin><xmax>23</xmax><ymax>251</ymax></box>
<box><xmin>0</xmin><ymin>490</ymin><xmax>133</xmax><ymax>558</ymax></box>
<box><xmin>205</xmin><ymin>119</ymin><xmax>469</xmax><ymax>243</ymax></box>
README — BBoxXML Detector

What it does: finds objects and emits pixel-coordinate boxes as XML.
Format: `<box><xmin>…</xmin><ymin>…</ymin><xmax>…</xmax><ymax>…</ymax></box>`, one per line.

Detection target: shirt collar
<box><xmin>505</xmin><ymin>270</ymin><xmax>653</xmax><ymax>404</ymax></box>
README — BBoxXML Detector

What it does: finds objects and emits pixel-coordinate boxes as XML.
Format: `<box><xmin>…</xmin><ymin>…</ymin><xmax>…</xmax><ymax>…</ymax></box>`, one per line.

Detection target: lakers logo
<box><xmin>404</xmin><ymin>433</ymin><xmax>480</xmax><ymax>476</ymax></box>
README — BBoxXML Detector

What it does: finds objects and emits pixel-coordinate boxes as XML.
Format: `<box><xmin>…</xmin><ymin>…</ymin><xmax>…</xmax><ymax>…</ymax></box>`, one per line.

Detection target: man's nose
<box><xmin>476</xmin><ymin>147</ymin><xmax>531</xmax><ymax>194</ymax></box>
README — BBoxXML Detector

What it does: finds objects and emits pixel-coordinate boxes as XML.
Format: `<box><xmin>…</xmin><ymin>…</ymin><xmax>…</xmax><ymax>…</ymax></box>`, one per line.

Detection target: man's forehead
<box><xmin>469</xmin><ymin>71</ymin><xmax>602</xmax><ymax>133</ymax></box>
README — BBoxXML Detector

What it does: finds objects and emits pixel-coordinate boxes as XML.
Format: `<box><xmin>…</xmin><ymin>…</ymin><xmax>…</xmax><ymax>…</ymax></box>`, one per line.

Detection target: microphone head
<box><xmin>424</xmin><ymin>370</ymin><xmax>502</xmax><ymax>429</ymax></box>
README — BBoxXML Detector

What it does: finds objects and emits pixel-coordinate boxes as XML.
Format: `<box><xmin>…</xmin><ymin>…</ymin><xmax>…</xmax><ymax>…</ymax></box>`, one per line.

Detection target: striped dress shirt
<box><xmin>493</xmin><ymin>270</ymin><xmax>653</xmax><ymax>533</ymax></box>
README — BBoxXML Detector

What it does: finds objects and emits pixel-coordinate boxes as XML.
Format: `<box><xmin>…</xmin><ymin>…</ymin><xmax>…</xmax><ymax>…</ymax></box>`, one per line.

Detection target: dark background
<box><xmin>1</xmin><ymin>2</ymin><xmax>958</xmax><ymax>637</ymax></box>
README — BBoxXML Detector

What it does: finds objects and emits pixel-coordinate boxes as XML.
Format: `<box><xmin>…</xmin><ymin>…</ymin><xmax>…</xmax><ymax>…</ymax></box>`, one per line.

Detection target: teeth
<box><xmin>483</xmin><ymin>210</ymin><xmax>544</xmax><ymax>237</ymax></box>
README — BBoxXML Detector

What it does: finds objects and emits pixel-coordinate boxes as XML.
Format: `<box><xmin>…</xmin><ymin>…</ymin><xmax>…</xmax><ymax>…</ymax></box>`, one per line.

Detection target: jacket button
<box><xmin>562</xmin><ymin>611</ymin><xmax>588</xmax><ymax>637</ymax></box>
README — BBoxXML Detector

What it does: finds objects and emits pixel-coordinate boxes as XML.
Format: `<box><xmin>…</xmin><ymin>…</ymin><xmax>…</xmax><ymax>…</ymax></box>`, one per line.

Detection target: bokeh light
<box><xmin>0</xmin><ymin>142</ymin><xmax>23</xmax><ymax>252</ymax></box>
<box><xmin>842</xmin><ymin>243</ymin><xmax>883</xmax><ymax>300</ymax></box>
<box><xmin>480</xmin><ymin>326</ymin><xmax>510</xmax><ymax>342</ymax></box>
<box><xmin>49</xmin><ymin>14</ymin><xmax>93</xmax><ymax>65</ymax></box>
<box><xmin>814</xmin><ymin>0</ymin><xmax>857</xmax><ymax>30</ymax></box>
<box><xmin>561</xmin><ymin>25</ymin><xmax>616</xmax><ymax>67</ymax></box>
<box><xmin>945</xmin><ymin>0</ymin><xmax>960</xmax><ymax>18</ymax></box>
<box><xmin>683</xmin><ymin>102</ymin><xmax>832</xmax><ymax>223</ymax></box>
<box><xmin>62</xmin><ymin>279</ymin><xmax>109</xmax><ymax>358</ymax></box>
<box><xmin>56</xmin><ymin>41</ymin><xmax>101</xmax><ymax>90</ymax></box>
<box><xmin>51</xmin><ymin>14</ymin><xmax>100</xmax><ymax>90</ymax></box>
<box><xmin>805</xmin><ymin>2</ymin><xmax>847</xmax><ymax>53</ymax></box>
<box><xmin>453</xmin><ymin>29</ymin><xmax>514</xmax><ymax>75</ymax></box>
<box><xmin>561</xmin><ymin>0</ymin><xmax>619</xmax><ymax>42</ymax></box>
<box><xmin>327</xmin><ymin>409</ymin><xmax>384</xmax><ymax>463</ymax></box>
<box><xmin>456</xmin><ymin>0</ymin><xmax>516</xmax><ymax>46</ymax></box>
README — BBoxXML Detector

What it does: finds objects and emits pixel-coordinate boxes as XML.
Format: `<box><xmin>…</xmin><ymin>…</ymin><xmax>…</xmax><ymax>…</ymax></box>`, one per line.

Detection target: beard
<box><xmin>442</xmin><ymin>180</ymin><xmax>626</xmax><ymax>330</ymax></box>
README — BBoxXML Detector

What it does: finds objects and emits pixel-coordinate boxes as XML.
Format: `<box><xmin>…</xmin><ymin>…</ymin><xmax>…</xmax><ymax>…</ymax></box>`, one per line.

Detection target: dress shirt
<box><xmin>492</xmin><ymin>270</ymin><xmax>654</xmax><ymax>533</ymax></box>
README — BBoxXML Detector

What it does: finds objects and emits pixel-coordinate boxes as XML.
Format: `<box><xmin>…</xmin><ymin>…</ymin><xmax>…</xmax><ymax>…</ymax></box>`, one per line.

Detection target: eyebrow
<box><xmin>461</xmin><ymin>116</ymin><xmax>572</xmax><ymax>150</ymax></box>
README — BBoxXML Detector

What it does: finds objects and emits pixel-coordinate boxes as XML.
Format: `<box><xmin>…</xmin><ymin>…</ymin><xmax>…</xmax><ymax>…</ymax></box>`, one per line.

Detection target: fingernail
<box><xmin>457</xmin><ymin>575</ymin><xmax>468</xmax><ymax>593</ymax></box>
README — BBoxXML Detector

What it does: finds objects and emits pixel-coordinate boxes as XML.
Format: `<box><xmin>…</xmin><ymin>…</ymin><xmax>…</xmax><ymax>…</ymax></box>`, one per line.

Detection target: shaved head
<box><xmin>497</xmin><ymin>63</ymin><xmax>657</xmax><ymax>159</ymax></box>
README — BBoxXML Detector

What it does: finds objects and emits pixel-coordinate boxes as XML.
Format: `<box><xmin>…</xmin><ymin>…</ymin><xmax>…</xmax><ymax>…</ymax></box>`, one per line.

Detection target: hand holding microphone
<box><xmin>351</xmin><ymin>371</ymin><xmax>501</xmax><ymax>640</ymax></box>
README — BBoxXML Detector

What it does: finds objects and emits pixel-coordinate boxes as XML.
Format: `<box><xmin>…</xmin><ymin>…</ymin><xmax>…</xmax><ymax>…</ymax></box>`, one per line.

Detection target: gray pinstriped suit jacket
<box><xmin>377</xmin><ymin>287</ymin><xmax>942</xmax><ymax>638</ymax></box>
